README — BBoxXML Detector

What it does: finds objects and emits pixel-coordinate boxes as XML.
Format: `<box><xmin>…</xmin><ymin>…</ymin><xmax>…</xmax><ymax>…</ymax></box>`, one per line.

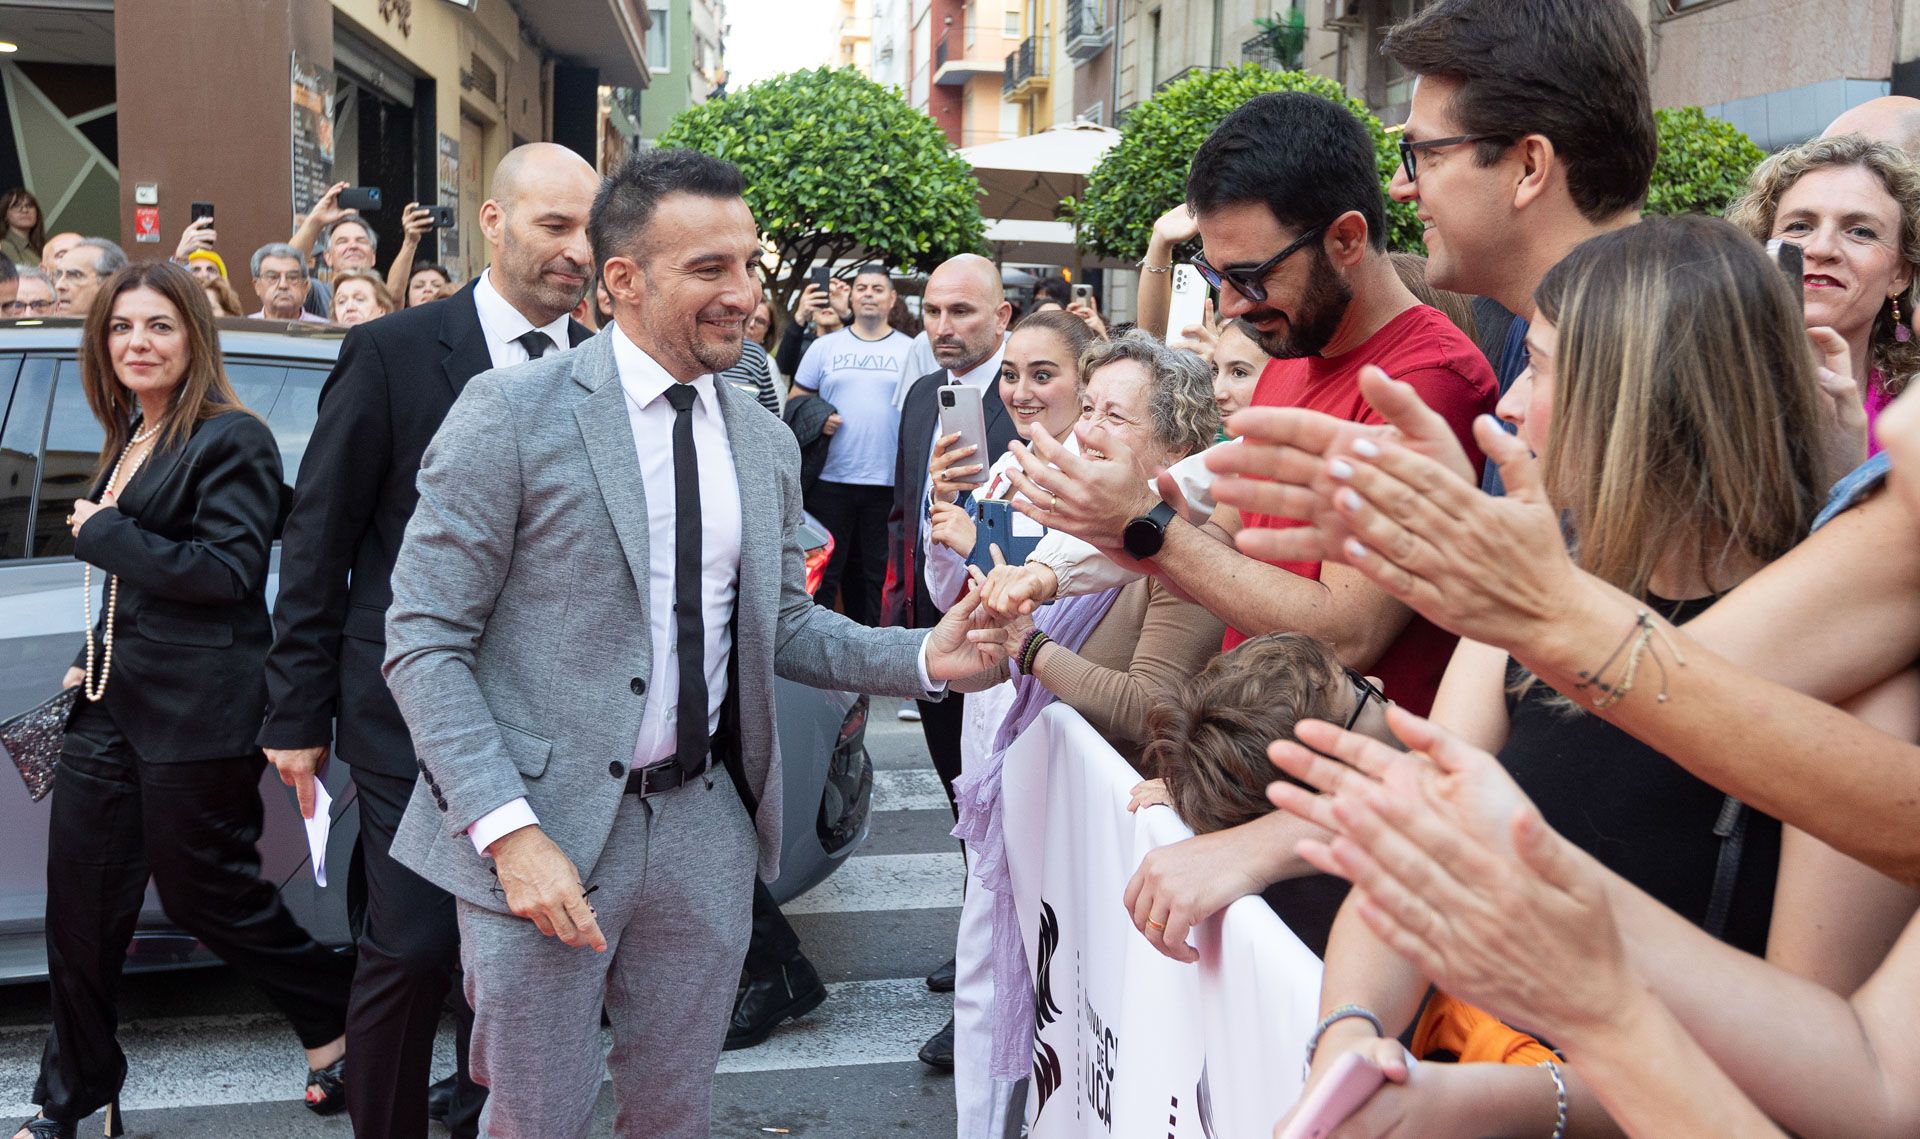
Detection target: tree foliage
<box><xmin>1645</xmin><ymin>106</ymin><xmax>1767</xmax><ymax>218</ymax></box>
<box><xmin>656</xmin><ymin>67</ymin><xmax>985</xmax><ymax>318</ymax></box>
<box><xmin>1069</xmin><ymin>66</ymin><xmax>1422</xmax><ymax>261</ymax></box>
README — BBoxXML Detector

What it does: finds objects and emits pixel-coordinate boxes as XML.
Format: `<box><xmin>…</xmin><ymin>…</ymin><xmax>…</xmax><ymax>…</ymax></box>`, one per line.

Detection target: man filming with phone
<box><xmin>790</xmin><ymin>264</ymin><xmax>914</xmax><ymax>627</ymax></box>
<box><xmin>291</xmin><ymin>180</ymin><xmax>439</xmax><ymax>319</ymax></box>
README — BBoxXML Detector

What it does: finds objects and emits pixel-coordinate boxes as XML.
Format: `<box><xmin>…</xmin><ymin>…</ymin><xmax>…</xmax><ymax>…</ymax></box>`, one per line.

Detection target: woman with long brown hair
<box><xmin>1</xmin><ymin>187</ymin><xmax>46</xmax><ymax>266</ymax></box>
<box><xmin>14</xmin><ymin>262</ymin><xmax>352</xmax><ymax>1139</ymax></box>
<box><xmin>1286</xmin><ymin>216</ymin><xmax>1914</xmax><ymax>1137</ymax></box>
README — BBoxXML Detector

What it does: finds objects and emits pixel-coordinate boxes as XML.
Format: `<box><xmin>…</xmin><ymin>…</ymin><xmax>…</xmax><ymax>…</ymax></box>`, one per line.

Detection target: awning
<box><xmin>959</xmin><ymin>121</ymin><xmax>1121</xmax><ymax>223</ymax></box>
<box><xmin>516</xmin><ymin>0</ymin><xmax>651</xmax><ymax>88</ymax></box>
<box><xmin>981</xmin><ymin>218</ymin><xmax>1129</xmax><ymax>270</ymax></box>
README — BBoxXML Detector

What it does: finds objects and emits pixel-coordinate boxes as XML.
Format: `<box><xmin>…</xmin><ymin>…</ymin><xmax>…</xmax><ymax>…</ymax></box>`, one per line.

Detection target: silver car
<box><xmin>0</xmin><ymin>317</ymin><xmax>873</xmax><ymax>982</ymax></box>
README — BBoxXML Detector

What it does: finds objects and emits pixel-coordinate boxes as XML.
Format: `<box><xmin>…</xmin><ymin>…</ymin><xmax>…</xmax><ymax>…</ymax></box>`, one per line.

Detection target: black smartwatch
<box><xmin>1122</xmin><ymin>501</ymin><xmax>1178</xmax><ymax>559</ymax></box>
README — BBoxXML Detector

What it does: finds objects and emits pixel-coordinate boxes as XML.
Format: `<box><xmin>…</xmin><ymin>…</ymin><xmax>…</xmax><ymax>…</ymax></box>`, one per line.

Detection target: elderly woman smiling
<box><xmin>942</xmin><ymin>330</ymin><xmax>1225</xmax><ymax>1139</ymax></box>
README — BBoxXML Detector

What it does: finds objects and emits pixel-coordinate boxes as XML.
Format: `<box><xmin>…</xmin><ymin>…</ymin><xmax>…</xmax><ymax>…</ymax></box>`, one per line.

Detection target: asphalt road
<box><xmin>0</xmin><ymin>697</ymin><xmax>965</xmax><ymax>1138</ymax></box>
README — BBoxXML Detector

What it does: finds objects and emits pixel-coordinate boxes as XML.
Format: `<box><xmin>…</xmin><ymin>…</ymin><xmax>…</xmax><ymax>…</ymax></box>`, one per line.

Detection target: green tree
<box><xmin>1645</xmin><ymin>106</ymin><xmax>1767</xmax><ymax>217</ymax></box>
<box><xmin>1069</xmin><ymin>65</ymin><xmax>1422</xmax><ymax>261</ymax></box>
<box><xmin>657</xmin><ymin>67</ymin><xmax>985</xmax><ymax>321</ymax></box>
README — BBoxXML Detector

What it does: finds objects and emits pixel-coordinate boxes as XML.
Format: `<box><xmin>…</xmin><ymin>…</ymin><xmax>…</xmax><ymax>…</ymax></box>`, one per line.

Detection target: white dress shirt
<box><xmin>473</xmin><ymin>267</ymin><xmax>575</xmax><ymax>368</ymax></box>
<box><xmin>471</xmin><ymin>327</ymin><xmax>742</xmax><ymax>855</ymax></box>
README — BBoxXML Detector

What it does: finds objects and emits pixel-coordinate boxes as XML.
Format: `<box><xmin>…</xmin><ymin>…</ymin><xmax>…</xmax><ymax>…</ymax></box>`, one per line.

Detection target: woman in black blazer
<box><xmin>15</xmin><ymin>263</ymin><xmax>352</xmax><ymax>1139</ymax></box>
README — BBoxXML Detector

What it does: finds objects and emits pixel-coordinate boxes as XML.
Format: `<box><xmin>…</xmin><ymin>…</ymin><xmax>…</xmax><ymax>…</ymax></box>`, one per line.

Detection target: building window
<box><xmin>967</xmin><ymin>0</ymin><xmax>977</xmax><ymax>44</ymax></box>
<box><xmin>1148</xmin><ymin>8</ymin><xmax>1161</xmax><ymax>87</ymax></box>
<box><xmin>648</xmin><ymin>6</ymin><xmax>671</xmax><ymax>72</ymax></box>
<box><xmin>1005</xmin><ymin>6</ymin><xmax>1020</xmax><ymax>36</ymax></box>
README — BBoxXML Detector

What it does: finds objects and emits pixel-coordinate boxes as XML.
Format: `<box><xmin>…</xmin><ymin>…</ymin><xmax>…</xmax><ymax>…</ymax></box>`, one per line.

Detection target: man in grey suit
<box><xmin>381</xmin><ymin>148</ymin><xmax>1003</xmax><ymax>1138</ymax></box>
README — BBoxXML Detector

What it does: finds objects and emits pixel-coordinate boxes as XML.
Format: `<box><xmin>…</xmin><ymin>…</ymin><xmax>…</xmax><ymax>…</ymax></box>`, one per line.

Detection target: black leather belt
<box><xmin>626</xmin><ymin>746</ymin><xmax>718</xmax><ymax>798</ymax></box>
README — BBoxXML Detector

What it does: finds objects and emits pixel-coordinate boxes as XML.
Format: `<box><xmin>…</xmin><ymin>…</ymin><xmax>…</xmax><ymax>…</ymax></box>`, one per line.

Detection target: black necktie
<box><xmin>663</xmin><ymin>383</ymin><xmax>709</xmax><ymax>774</ymax></box>
<box><xmin>515</xmin><ymin>329</ymin><xmax>555</xmax><ymax>360</ymax></box>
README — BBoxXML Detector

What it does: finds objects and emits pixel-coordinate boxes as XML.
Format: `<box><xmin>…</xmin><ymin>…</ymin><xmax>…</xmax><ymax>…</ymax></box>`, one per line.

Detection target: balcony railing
<box><xmin>1004</xmin><ymin>33</ymin><xmax>1049</xmax><ymax>98</ymax></box>
<box><xmin>1065</xmin><ymin>0</ymin><xmax>1112</xmax><ymax>61</ymax></box>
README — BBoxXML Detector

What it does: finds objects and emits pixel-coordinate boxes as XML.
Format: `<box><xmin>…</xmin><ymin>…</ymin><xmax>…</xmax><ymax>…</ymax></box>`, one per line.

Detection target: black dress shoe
<box><xmin>925</xmin><ymin>956</ymin><xmax>957</xmax><ymax>993</ymax></box>
<box><xmin>918</xmin><ymin>1016</ymin><xmax>955</xmax><ymax>1069</ymax></box>
<box><xmin>725</xmin><ymin>955</ymin><xmax>827</xmax><ymax>1051</ymax></box>
<box><xmin>426</xmin><ymin>1073</ymin><xmax>456</xmax><ymax>1124</ymax></box>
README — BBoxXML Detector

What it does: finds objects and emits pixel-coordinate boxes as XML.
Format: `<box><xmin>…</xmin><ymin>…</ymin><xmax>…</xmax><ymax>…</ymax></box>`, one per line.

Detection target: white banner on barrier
<box><xmin>1001</xmin><ymin>705</ymin><xmax>1324</xmax><ymax>1139</ymax></box>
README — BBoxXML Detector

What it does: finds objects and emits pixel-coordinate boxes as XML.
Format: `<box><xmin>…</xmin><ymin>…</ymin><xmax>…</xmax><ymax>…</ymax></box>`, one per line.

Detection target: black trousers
<box><xmin>347</xmin><ymin>764</ymin><xmax>485</xmax><ymax>1139</ymax></box>
<box><xmin>35</xmin><ymin>700</ymin><xmax>354</xmax><ymax>1124</ymax></box>
<box><xmin>743</xmin><ymin>877</ymin><xmax>803</xmax><ymax>980</ymax></box>
<box><xmin>918</xmin><ymin>692</ymin><xmax>965</xmax><ymax>817</ymax></box>
<box><xmin>807</xmin><ymin>480</ymin><xmax>893</xmax><ymax>626</ymax></box>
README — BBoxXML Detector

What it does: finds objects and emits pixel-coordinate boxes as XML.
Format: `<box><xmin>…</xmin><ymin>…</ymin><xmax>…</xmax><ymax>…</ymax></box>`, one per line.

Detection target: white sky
<box><xmin>724</xmin><ymin>0</ymin><xmax>841</xmax><ymax>87</ymax></box>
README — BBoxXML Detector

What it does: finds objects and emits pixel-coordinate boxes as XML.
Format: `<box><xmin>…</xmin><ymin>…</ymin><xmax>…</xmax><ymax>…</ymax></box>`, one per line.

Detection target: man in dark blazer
<box><xmin>259</xmin><ymin>143</ymin><xmax>599</xmax><ymax>1139</ymax></box>
<box><xmin>880</xmin><ymin>253</ymin><xmax>1015</xmax><ymax>1067</ymax></box>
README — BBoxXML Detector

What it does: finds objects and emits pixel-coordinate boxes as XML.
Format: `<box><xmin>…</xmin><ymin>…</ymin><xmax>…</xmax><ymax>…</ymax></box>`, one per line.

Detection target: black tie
<box><xmin>663</xmin><ymin>383</ymin><xmax>709</xmax><ymax>775</ymax></box>
<box><xmin>515</xmin><ymin>329</ymin><xmax>555</xmax><ymax>360</ymax></box>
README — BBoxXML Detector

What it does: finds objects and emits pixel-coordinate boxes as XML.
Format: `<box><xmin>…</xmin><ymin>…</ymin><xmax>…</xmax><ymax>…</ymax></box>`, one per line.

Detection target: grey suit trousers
<box><xmin>458</xmin><ymin>776</ymin><xmax>757</xmax><ymax>1138</ymax></box>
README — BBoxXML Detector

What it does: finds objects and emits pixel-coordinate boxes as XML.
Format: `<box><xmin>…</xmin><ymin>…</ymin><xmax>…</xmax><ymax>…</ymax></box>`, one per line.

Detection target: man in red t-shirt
<box><xmin>999</xmin><ymin>91</ymin><xmax>1495</xmax><ymax>715</ymax></box>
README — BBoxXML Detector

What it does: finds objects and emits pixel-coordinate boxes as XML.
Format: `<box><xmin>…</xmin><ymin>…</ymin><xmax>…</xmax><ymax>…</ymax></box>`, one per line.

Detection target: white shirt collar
<box><xmin>611</xmin><ymin>320</ymin><xmax>723</xmax><ymax>421</ymax></box>
<box><xmin>473</xmin><ymin>267</ymin><xmax>572</xmax><ymax>351</ymax></box>
<box><xmin>948</xmin><ymin>338</ymin><xmax>1007</xmax><ymax>389</ymax></box>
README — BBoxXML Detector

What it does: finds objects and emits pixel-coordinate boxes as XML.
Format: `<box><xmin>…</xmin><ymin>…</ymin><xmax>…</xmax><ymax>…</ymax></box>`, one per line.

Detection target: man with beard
<box><xmin>988</xmin><ymin>91</ymin><xmax>1494</xmax><ymax>716</ymax></box>
<box><xmin>259</xmin><ymin>142</ymin><xmax>598</xmax><ymax>1139</ymax></box>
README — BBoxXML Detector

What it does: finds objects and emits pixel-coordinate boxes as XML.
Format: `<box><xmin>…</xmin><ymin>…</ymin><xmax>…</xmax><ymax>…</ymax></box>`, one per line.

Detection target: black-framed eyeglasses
<box><xmin>1190</xmin><ymin>224</ymin><xmax>1329</xmax><ymax>303</ymax></box>
<box><xmin>1396</xmin><ymin>134</ymin><xmax>1505</xmax><ymax>182</ymax></box>
<box><xmin>1343</xmin><ymin>667</ymin><xmax>1388</xmax><ymax>732</ymax></box>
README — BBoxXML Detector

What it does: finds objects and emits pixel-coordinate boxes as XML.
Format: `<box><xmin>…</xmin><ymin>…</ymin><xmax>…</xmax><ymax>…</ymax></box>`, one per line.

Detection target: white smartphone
<box><xmin>935</xmin><ymin>383</ymin><xmax>990</xmax><ymax>487</ymax></box>
<box><xmin>1167</xmin><ymin>263</ymin><xmax>1208</xmax><ymax>348</ymax></box>
<box><xmin>1274</xmin><ymin>1052</ymin><xmax>1388</xmax><ymax>1139</ymax></box>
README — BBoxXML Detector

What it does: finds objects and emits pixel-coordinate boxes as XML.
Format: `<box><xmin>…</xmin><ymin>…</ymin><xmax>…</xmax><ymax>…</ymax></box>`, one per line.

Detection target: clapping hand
<box><xmin>1003</xmin><ymin>426</ymin><xmax>1157</xmax><ymax>548</ymax></box>
<box><xmin>1266</xmin><ymin>708</ymin><xmax>1637</xmax><ymax>1046</ymax></box>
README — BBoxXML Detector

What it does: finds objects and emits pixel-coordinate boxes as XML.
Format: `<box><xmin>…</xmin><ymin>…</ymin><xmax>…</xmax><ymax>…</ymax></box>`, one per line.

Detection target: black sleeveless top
<box><xmin>1499</xmin><ymin>594</ymin><xmax>1779</xmax><ymax>955</ymax></box>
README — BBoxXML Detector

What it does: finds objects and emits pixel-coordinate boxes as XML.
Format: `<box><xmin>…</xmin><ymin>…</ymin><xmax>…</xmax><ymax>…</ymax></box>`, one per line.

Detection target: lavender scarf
<box><xmin>951</xmin><ymin>585</ymin><xmax>1122</xmax><ymax>1080</ymax></box>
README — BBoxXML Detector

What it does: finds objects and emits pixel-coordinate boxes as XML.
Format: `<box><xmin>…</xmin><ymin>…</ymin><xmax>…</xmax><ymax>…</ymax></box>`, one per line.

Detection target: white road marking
<box><xmin>782</xmin><ymin>852</ymin><xmax>964</xmax><ymax>915</ymax></box>
<box><xmin>869</xmin><ymin>767</ymin><xmax>950</xmax><ymax>813</ymax></box>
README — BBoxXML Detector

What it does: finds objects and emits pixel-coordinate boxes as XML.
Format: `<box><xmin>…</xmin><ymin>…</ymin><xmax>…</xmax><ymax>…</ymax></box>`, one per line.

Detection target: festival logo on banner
<box><xmin>1033</xmin><ymin>901</ymin><xmax>1066</xmax><ymax>1119</ymax></box>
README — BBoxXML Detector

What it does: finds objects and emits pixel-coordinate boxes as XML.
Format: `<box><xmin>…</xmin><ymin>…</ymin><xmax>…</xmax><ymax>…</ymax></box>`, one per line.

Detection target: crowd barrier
<box><xmin>1000</xmin><ymin>704</ymin><xmax>1325</xmax><ymax>1138</ymax></box>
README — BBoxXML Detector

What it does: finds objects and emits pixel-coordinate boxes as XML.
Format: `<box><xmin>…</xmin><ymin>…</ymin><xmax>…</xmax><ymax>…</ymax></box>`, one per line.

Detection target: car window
<box><xmin>264</xmin><ymin>368</ymin><xmax>324</xmax><ymax>486</ymax></box>
<box><xmin>0</xmin><ymin>352</ymin><xmax>32</xmax><ymax>558</ymax></box>
<box><xmin>225</xmin><ymin>360</ymin><xmax>286</xmax><ymax>417</ymax></box>
<box><xmin>32</xmin><ymin>360</ymin><xmax>104</xmax><ymax>558</ymax></box>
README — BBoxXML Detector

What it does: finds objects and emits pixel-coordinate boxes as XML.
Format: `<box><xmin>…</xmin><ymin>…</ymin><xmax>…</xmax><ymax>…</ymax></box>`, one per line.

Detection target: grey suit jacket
<box><xmin>384</xmin><ymin>328</ymin><xmax>933</xmax><ymax>910</ymax></box>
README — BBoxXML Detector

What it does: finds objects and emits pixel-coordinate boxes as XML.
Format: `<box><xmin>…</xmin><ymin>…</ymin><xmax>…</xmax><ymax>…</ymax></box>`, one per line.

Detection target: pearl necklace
<box><xmin>80</xmin><ymin>421</ymin><xmax>159</xmax><ymax>703</ymax></box>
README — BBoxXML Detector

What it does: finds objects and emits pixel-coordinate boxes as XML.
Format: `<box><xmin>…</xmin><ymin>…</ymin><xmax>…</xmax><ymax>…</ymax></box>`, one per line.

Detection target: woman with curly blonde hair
<box><xmin>1728</xmin><ymin>134</ymin><xmax>1920</xmax><ymax>448</ymax></box>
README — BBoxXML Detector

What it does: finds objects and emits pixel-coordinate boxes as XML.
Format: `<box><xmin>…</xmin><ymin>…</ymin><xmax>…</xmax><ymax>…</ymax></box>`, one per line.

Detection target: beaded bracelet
<box><xmin>1537</xmin><ymin>1059</ymin><xmax>1568</xmax><ymax>1139</ymax></box>
<box><xmin>1017</xmin><ymin>629</ymin><xmax>1053</xmax><ymax>675</ymax></box>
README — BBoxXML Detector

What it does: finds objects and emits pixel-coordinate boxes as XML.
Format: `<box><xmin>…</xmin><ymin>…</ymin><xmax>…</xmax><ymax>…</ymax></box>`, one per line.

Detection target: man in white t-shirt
<box><xmin>790</xmin><ymin>265</ymin><xmax>914</xmax><ymax>624</ymax></box>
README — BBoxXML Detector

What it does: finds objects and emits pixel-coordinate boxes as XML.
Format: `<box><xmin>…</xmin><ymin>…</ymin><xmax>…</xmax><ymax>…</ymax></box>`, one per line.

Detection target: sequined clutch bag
<box><xmin>1</xmin><ymin>686</ymin><xmax>76</xmax><ymax>802</ymax></box>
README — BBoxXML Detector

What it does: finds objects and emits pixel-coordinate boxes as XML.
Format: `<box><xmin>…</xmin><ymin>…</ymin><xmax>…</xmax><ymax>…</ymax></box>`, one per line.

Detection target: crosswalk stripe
<box><xmin>0</xmin><ymin>975</ymin><xmax>948</xmax><ymax>1115</ymax></box>
<box><xmin>716</xmin><ymin>978</ymin><xmax>950</xmax><ymax>1074</ymax></box>
<box><xmin>869</xmin><ymin>767</ymin><xmax>951</xmax><ymax>814</ymax></box>
<box><xmin>783</xmin><ymin>851</ymin><xmax>965</xmax><ymax>916</ymax></box>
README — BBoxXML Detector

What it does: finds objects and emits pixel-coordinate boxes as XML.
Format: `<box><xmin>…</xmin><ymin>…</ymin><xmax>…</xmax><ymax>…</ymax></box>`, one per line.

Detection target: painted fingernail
<box><xmin>1327</xmin><ymin>458</ymin><xmax>1354</xmax><ymax>480</ymax></box>
<box><xmin>1337</xmin><ymin>488</ymin><xmax>1363</xmax><ymax>513</ymax></box>
<box><xmin>1344</xmin><ymin>537</ymin><xmax>1369</xmax><ymax>561</ymax></box>
<box><xmin>1351</xmin><ymin>437</ymin><xmax>1380</xmax><ymax>458</ymax></box>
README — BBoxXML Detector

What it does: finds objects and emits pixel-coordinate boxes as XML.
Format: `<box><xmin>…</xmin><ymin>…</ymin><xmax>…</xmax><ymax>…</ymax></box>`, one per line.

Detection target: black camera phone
<box><xmin>337</xmin><ymin>186</ymin><xmax>382</xmax><ymax>212</ymax></box>
<box><xmin>190</xmin><ymin>201</ymin><xmax>215</xmax><ymax>225</ymax></box>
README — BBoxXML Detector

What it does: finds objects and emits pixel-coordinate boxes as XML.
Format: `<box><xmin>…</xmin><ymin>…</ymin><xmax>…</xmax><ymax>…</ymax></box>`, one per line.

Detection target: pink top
<box><xmin>1867</xmin><ymin>369</ymin><xmax>1892</xmax><ymax>456</ymax></box>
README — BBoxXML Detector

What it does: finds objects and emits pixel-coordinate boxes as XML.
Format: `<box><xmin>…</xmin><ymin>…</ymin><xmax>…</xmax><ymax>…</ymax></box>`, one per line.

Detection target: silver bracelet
<box><xmin>1537</xmin><ymin>1059</ymin><xmax>1568</xmax><ymax>1139</ymax></box>
<box><xmin>1136</xmin><ymin>257</ymin><xmax>1172</xmax><ymax>274</ymax></box>
<box><xmin>1302</xmin><ymin>1004</ymin><xmax>1383</xmax><ymax>1077</ymax></box>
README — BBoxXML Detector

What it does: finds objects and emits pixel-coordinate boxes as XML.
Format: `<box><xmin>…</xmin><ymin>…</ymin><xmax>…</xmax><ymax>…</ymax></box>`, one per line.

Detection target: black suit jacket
<box><xmin>258</xmin><ymin>283</ymin><xmax>590</xmax><ymax>776</ymax></box>
<box><xmin>73</xmin><ymin>411</ymin><xmax>283</xmax><ymax>763</ymax></box>
<box><xmin>881</xmin><ymin>370</ymin><xmax>1016</xmax><ymax>630</ymax></box>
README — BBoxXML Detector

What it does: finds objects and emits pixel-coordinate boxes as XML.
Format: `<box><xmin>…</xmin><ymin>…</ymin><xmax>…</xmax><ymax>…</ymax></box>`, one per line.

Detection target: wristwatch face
<box><xmin>1123</xmin><ymin>513</ymin><xmax>1165</xmax><ymax>559</ymax></box>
